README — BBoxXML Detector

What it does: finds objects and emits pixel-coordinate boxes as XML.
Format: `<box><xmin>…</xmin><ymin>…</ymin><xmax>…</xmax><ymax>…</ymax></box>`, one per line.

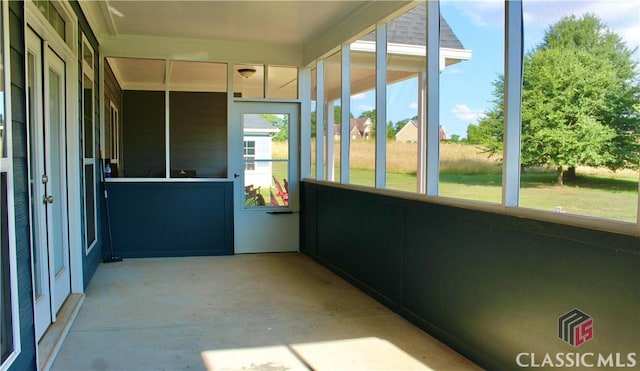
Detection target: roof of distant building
<box><xmin>361</xmin><ymin>3</ymin><xmax>464</xmax><ymax>50</ymax></box>
<box><xmin>243</xmin><ymin>114</ymin><xmax>278</xmax><ymax>132</ymax></box>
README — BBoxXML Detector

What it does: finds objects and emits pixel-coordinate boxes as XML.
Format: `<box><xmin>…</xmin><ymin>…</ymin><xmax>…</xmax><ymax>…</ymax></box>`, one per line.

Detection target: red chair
<box><xmin>269</xmin><ymin>189</ymin><xmax>280</xmax><ymax>206</ymax></box>
<box><xmin>272</xmin><ymin>176</ymin><xmax>288</xmax><ymax>206</ymax></box>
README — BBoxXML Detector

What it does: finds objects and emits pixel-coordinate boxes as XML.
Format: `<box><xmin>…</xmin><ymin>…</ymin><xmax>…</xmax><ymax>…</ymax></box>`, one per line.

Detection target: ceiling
<box><xmin>84</xmin><ymin>0</ymin><xmax>391</xmax><ymax>95</ymax></box>
<box><xmin>86</xmin><ymin>1</ymin><xmax>468</xmax><ymax>99</ymax></box>
<box><xmin>89</xmin><ymin>1</ymin><xmax>369</xmax><ymax>46</ymax></box>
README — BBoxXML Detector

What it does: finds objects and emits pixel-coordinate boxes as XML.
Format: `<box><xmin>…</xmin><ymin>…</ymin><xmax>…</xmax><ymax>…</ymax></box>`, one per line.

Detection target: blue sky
<box><xmin>350</xmin><ymin>0</ymin><xmax>640</xmax><ymax>139</ymax></box>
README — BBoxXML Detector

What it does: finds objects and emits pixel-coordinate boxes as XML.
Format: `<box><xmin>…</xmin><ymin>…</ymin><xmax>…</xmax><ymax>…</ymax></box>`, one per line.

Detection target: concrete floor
<box><xmin>52</xmin><ymin>253</ymin><xmax>481</xmax><ymax>371</ymax></box>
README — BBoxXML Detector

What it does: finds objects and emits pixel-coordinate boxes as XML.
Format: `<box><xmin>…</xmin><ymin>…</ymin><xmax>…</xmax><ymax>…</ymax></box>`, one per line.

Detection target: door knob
<box><xmin>234</xmin><ymin>173</ymin><xmax>240</xmax><ymax>178</ymax></box>
<box><xmin>43</xmin><ymin>195</ymin><xmax>54</xmax><ymax>204</ymax></box>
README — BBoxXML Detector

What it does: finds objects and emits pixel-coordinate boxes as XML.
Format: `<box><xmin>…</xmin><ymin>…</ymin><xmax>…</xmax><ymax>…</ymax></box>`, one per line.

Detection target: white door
<box><xmin>232</xmin><ymin>103</ymin><xmax>300</xmax><ymax>253</ymax></box>
<box><xmin>27</xmin><ymin>29</ymin><xmax>71</xmax><ymax>340</ymax></box>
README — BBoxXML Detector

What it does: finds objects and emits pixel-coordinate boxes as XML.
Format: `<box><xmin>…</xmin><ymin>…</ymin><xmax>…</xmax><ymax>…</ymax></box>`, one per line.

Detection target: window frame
<box><xmin>81</xmin><ymin>34</ymin><xmax>97</xmax><ymax>254</ymax></box>
<box><xmin>300</xmin><ymin>0</ymin><xmax>640</xmax><ymax>237</ymax></box>
<box><xmin>108</xmin><ymin>101</ymin><xmax>120</xmax><ymax>166</ymax></box>
<box><xmin>243</xmin><ymin>140</ymin><xmax>256</xmax><ymax>171</ymax></box>
<box><xmin>0</xmin><ymin>1</ymin><xmax>22</xmax><ymax>368</ymax></box>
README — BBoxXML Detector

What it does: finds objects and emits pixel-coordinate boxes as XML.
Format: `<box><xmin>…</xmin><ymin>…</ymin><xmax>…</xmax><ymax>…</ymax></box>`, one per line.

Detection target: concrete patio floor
<box><xmin>51</xmin><ymin>253</ymin><xmax>481</xmax><ymax>370</ymax></box>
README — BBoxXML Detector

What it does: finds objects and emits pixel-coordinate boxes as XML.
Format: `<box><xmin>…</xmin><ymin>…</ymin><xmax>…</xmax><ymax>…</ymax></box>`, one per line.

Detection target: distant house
<box><xmin>351</xmin><ymin>118</ymin><xmax>373</xmax><ymax>140</ymax></box>
<box><xmin>395</xmin><ymin>121</ymin><xmax>447</xmax><ymax>142</ymax></box>
<box><xmin>243</xmin><ymin>114</ymin><xmax>279</xmax><ymax>188</ymax></box>
<box><xmin>439</xmin><ymin>125</ymin><xmax>447</xmax><ymax>141</ymax></box>
<box><xmin>333</xmin><ymin>118</ymin><xmax>373</xmax><ymax>140</ymax></box>
<box><xmin>395</xmin><ymin>120</ymin><xmax>418</xmax><ymax>143</ymax></box>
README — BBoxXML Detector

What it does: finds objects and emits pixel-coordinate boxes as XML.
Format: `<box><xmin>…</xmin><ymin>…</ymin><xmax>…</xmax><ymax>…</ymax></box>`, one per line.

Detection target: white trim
<box><xmin>417</xmin><ymin>71</ymin><xmax>426</xmax><ymax>194</ymax></box>
<box><xmin>101</xmin><ymin>34</ymin><xmax>302</xmax><ymax>67</ymax></box>
<box><xmin>315</xmin><ymin>61</ymin><xmax>325</xmax><ymax>181</ymax></box>
<box><xmin>305</xmin><ymin>179</ymin><xmax>640</xmax><ymax>238</ymax></box>
<box><xmin>340</xmin><ymin>44</ymin><xmax>350</xmax><ymax>184</ymax></box>
<box><xmin>351</xmin><ymin>40</ymin><xmax>472</xmax><ymax>63</ymax></box>
<box><xmin>375</xmin><ymin>24</ymin><xmax>387</xmax><ymax>189</ymax></box>
<box><xmin>503</xmin><ymin>1</ymin><xmax>523</xmax><ymax>208</ymax></box>
<box><xmin>242</xmin><ymin>128</ymin><xmax>278</xmax><ymax>134</ymax></box>
<box><xmin>81</xmin><ymin>34</ymin><xmax>94</xmax><ymax>78</ymax></box>
<box><xmin>99</xmin><ymin>54</ymin><xmax>105</xmax><ymax>170</ymax></box>
<box><xmin>97</xmin><ymin>0</ymin><xmax>118</xmax><ymax>36</ymax></box>
<box><xmin>82</xmin><ymin>34</ymin><xmax>98</xmax><ymax>255</ymax></box>
<box><xmin>164</xmin><ymin>59</ymin><xmax>170</xmax><ymax>179</ymax></box>
<box><xmin>1</xmin><ymin>0</ymin><xmax>22</xmax><ymax>367</ymax></box>
<box><xmin>425</xmin><ymin>0</ymin><xmax>440</xmax><ymax>196</ymax></box>
<box><xmin>303</xmin><ymin>0</ymin><xmax>639</xmax><ymax>234</ymax></box>
<box><xmin>440</xmin><ymin>47</ymin><xmax>473</xmax><ymax>62</ymax></box>
<box><xmin>302</xmin><ymin>1</ymin><xmax>412</xmax><ymax>65</ymax></box>
<box><xmin>25</xmin><ymin>0</ymin><xmax>77</xmax><ymax>61</ymax></box>
<box><xmin>26</xmin><ymin>0</ymin><xmax>84</xmax><ymax>312</ymax></box>
<box><xmin>227</xmin><ymin>56</ymin><xmax>234</xmax><ymax>180</ymax></box>
<box><xmin>105</xmin><ymin>177</ymin><xmax>233</xmax><ymax>183</ymax></box>
<box><xmin>108</xmin><ymin>101</ymin><xmax>120</xmax><ymax>165</ymax></box>
<box><xmin>325</xmin><ymin>101</ymin><xmax>334</xmax><ymax>181</ymax></box>
<box><xmin>299</xmin><ymin>67</ymin><xmax>311</xmax><ymax>180</ymax></box>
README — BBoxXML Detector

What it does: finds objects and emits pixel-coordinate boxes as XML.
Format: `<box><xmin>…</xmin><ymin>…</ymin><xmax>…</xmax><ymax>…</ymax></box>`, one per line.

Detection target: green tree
<box><xmin>386</xmin><ymin>120</ymin><xmax>395</xmax><ymax>139</ymax></box>
<box><xmin>476</xmin><ymin>14</ymin><xmax>639</xmax><ymax>185</ymax></box>
<box><xmin>332</xmin><ymin>105</ymin><xmax>354</xmax><ymax>124</ymax></box>
<box><xmin>263</xmin><ymin>114</ymin><xmax>289</xmax><ymax>141</ymax></box>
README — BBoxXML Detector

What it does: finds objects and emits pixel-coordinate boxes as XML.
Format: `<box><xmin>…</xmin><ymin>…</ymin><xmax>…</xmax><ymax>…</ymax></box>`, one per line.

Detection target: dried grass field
<box><xmin>273</xmin><ymin>140</ymin><xmax>638</xmax><ymax>222</ymax></box>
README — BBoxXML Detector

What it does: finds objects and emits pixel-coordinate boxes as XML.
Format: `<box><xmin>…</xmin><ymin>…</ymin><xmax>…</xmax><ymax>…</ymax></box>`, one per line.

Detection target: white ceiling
<box><xmin>89</xmin><ymin>1</ymin><xmax>437</xmax><ymax>97</ymax></box>
<box><xmin>93</xmin><ymin>1</ymin><xmax>368</xmax><ymax>46</ymax></box>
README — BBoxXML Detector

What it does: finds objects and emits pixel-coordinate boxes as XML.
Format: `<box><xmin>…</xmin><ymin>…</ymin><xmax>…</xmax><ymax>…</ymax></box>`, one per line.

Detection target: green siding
<box><xmin>8</xmin><ymin>1</ymin><xmax>37</xmax><ymax>369</ymax></box>
<box><xmin>106</xmin><ymin>182</ymin><xmax>234</xmax><ymax>258</ymax></box>
<box><xmin>301</xmin><ymin>181</ymin><xmax>640</xmax><ymax>370</ymax></box>
<box><xmin>70</xmin><ymin>0</ymin><xmax>102</xmax><ymax>289</ymax></box>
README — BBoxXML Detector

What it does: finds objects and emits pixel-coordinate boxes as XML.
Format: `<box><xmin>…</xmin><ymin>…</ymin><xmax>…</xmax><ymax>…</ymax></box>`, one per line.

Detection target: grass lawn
<box><xmin>278</xmin><ymin>141</ymin><xmax>639</xmax><ymax>222</ymax></box>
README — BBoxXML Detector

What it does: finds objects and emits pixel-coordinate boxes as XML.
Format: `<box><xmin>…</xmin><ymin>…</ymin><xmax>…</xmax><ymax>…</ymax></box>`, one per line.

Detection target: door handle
<box><xmin>43</xmin><ymin>195</ymin><xmax>54</xmax><ymax>204</ymax></box>
<box><xmin>234</xmin><ymin>173</ymin><xmax>240</xmax><ymax>178</ymax></box>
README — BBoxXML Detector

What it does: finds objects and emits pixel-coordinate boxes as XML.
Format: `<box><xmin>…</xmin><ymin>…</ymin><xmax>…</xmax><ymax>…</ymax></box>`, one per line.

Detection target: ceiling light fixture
<box><xmin>237</xmin><ymin>67</ymin><xmax>256</xmax><ymax>78</ymax></box>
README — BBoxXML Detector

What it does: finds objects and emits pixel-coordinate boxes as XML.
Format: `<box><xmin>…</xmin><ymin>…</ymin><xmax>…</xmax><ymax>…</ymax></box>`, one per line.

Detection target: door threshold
<box><xmin>38</xmin><ymin>293</ymin><xmax>85</xmax><ymax>371</ymax></box>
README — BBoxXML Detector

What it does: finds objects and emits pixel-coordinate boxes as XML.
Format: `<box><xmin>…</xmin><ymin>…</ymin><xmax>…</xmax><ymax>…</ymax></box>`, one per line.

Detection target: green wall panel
<box><xmin>301</xmin><ymin>181</ymin><xmax>640</xmax><ymax>370</ymax></box>
<box><xmin>106</xmin><ymin>181</ymin><xmax>233</xmax><ymax>258</ymax></box>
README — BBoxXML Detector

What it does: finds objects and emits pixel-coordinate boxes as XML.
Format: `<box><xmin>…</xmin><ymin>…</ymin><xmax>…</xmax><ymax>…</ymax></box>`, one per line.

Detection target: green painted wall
<box><xmin>301</xmin><ymin>181</ymin><xmax>639</xmax><ymax>370</ymax></box>
<box><xmin>7</xmin><ymin>1</ymin><xmax>37</xmax><ymax>369</ymax></box>
<box><xmin>105</xmin><ymin>181</ymin><xmax>234</xmax><ymax>258</ymax></box>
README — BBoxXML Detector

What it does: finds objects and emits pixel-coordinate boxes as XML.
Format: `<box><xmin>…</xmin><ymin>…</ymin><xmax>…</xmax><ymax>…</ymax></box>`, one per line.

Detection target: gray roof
<box><xmin>361</xmin><ymin>3</ymin><xmax>464</xmax><ymax>50</ymax></box>
<box><xmin>243</xmin><ymin>114</ymin><xmax>278</xmax><ymax>131</ymax></box>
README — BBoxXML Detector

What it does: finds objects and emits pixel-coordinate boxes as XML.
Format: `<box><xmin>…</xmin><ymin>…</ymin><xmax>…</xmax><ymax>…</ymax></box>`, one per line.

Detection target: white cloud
<box><xmin>442</xmin><ymin>67</ymin><xmax>465</xmax><ymax>75</ymax></box>
<box><xmin>408</xmin><ymin>102</ymin><xmax>418</xmax><ymax>110</ymax></box>
<box><xmin>357</xmin><ymin>104</ymin><xmax>375</xmax><ymax>112</ymax></box>
<box><xmin>442</xmin><ymin>0</ymin><xmax>504</xmax><ymax>29</ymax></box>
<box><xmin>523</xmin><ymin>1</ymin><xmax>640</xmax><ymax>50</ymax></box>
<box><xmin>445</xmin><ymin>0</ymin><xmax>639</xmax><ymax>51</ymax></box>
<box><xmin>351</xmin><ymin>93</ymin><xmax>367</xmax><ymax>100</ymax></box>
<box><xmin>450</xmin><ymin>104</ymin><xmax>485</xmax><ymax>123</ymax></box>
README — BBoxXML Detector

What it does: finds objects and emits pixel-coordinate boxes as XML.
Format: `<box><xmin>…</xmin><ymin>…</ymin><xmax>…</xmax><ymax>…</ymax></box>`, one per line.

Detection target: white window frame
<box><xmin>1</xmin><ymin>0</ymin><xmax>22</xmax><ymax>368</ymax></box>
<box><xmin>243</xmin><ymin>140</ymin><xmax>256</xmax><ymax>171</ymax></box>
<box><xmin>302</xmin><ymin>0</ymin><xmax>640</xmax><ymax>237</ymax></box>
<box><xmin>81</xmin><ymin>34</ymin><xmax>97</xmax><ymax>254</ymax></box>
<box><xmin>26</xmin><ymin>0</ymin><xmax>84</xmax><ymax>296</ymax></box>
<box><xmin>108</xmin><ymin>101</ymin><xmax>120</xmax><ymax>166</ymax></box>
